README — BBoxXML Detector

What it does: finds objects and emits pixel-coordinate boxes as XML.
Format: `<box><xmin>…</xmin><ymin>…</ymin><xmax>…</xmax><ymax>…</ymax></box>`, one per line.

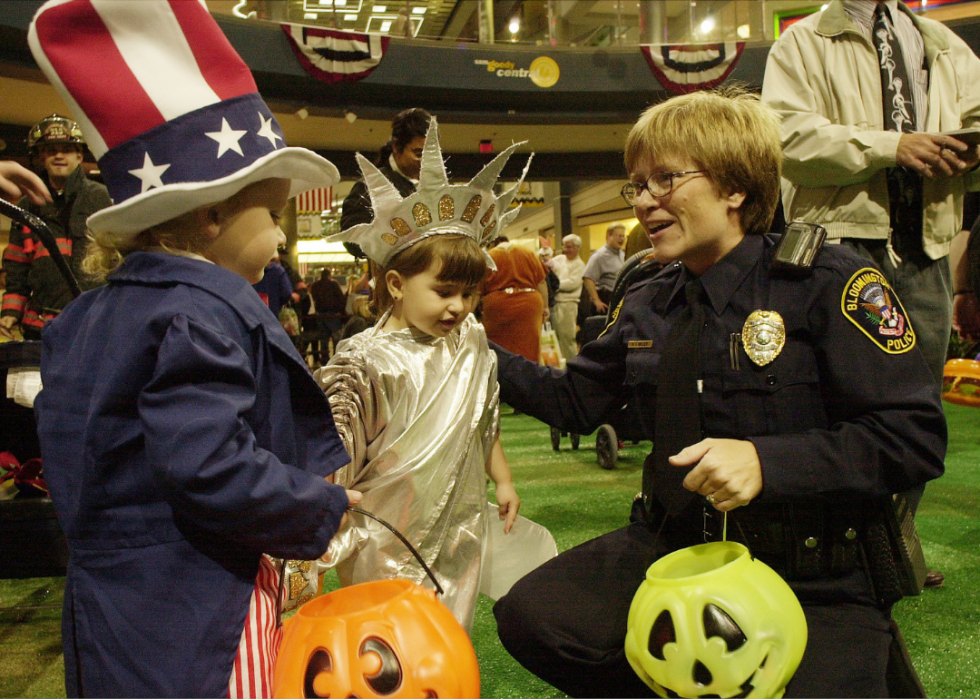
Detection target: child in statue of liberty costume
<box><xmin>314</xmin><ymin>120</ymin><xmax>531</xmax><ymax>631</ymax></box>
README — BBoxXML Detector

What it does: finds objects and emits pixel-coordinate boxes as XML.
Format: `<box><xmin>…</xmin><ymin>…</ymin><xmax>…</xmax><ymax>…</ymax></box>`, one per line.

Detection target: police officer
<box><xmin>492</xmin><ymin>89</ymin><xmax>945</xmax><ymax>698</ymax></box>
<box><xmin>0</xmin><ymin>115</ymin><xmax>111</xmax><ymax>340</ymax></box>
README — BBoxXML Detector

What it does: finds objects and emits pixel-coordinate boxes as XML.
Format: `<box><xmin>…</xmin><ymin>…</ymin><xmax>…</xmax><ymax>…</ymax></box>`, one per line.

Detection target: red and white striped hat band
<box><xmin>28</xmin><ymin>0</ymin><xmax>339</xmax><ymax>236</ymax></box>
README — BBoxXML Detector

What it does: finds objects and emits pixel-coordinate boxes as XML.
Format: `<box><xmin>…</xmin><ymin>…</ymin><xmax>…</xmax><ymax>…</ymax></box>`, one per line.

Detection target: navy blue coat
<box><xmin>36</xmin><ymin>252</ymin><xmax>351</xmax><ymax>698</ymax></box>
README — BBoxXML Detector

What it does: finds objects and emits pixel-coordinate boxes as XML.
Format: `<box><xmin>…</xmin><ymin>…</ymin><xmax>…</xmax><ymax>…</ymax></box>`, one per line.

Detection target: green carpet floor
<box><xmin>1</xmin><ymin>403</ymin><xmax>978</xmax><ymax>697</ymax></box>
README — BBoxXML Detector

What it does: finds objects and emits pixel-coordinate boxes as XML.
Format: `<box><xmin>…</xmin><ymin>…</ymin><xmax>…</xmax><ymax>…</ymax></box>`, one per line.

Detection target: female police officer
<box><xmin>491</xmin><ymin>88</ymin><xmax>946</xmax><ymax>698</ymax></box>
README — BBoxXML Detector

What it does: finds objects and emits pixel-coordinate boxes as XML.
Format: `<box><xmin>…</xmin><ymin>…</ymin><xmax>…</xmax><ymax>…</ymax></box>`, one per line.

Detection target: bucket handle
<box><xmin>348</xmin><ymin>506</ymin><xmax>444</xmax><ymax>595</ymax></box>
<box><xmin>275</xmin><ymin>506</ymin><xmax>445</xmax><ymax>626</ymax></box>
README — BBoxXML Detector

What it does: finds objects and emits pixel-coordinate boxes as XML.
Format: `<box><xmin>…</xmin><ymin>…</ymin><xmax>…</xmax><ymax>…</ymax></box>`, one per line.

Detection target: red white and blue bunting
<box><xmin>282</xmin><ymin>24</ymin><xmax>389</xmax><ymax>84</ymax></box>
<box><xmin>640</xmin><ymin>42</ymin><xmax>745</xmax><ymax>95</ymax></box>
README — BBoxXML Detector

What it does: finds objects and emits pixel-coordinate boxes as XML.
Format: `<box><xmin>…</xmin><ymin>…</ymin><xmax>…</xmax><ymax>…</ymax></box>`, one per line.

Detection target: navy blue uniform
<box><xmin>36</xmin><ymin>252</ymin><xmax>351</xmax><ymax>697</ymax></box>
<box><xmin>493</xmin><ymin>235</ymin><xmax>946</xmax><ymax>697</ymax></box>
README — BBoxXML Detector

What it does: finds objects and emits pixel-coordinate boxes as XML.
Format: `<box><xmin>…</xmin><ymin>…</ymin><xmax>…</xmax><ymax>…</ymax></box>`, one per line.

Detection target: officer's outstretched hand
<box><xmin>670</xmin><ymin>438</ymin><xmax>763</xmax><ymax>512</ymax></box>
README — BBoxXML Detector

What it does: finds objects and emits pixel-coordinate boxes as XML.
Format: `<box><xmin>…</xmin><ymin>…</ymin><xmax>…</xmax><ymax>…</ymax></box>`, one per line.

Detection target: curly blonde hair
<box><xmin>82</xmin><ymin>208</ymin><xmax>212</xmax><ymax>282</ymax></box>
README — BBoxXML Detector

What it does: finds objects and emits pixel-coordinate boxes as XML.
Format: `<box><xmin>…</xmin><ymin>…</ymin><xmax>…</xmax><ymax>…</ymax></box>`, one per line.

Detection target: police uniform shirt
<box><xmin>495</xmin><ymin>233</ymin><xmax>945</xmax><ymax>522</ymax></box>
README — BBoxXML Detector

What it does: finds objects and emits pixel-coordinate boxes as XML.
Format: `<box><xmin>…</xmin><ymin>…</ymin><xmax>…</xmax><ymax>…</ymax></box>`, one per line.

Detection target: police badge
<box><xmin>741</xmin><ymin>310</ymin><xmax>786</xmax><ymax>367</ymax></box>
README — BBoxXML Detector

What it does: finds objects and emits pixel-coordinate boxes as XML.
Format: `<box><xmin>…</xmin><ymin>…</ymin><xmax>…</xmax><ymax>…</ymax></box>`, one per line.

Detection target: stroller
<box><xmin>0</xmin><ymin>199</ymin><xmax>75</xmax><ymax>578</ymax></box>
<box><xmin>553</xmin><ymin>249</ymin><xmax>662</xmax><ymax>469</ymax></box>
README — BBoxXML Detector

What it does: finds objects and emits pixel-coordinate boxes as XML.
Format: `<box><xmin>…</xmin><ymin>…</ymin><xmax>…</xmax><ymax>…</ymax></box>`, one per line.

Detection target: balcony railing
<box><xmin>212</xmin><ymin>0</ymin><xmax>980</xmax><ymax>48</ymax></box>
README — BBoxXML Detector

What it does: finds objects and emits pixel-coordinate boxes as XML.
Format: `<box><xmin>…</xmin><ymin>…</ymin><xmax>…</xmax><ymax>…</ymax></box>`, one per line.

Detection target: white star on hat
<box><xmin>257</xmin><ymin>113</ymin><xmax>283</xmax><ymax>149</ymax></box>
<box><xmin>206</xmin><ymin>118</ymin><xmax>247</xmax><ymax>158</ymax></box>
<box><xmin>129</xmin><ymin>153</ymin><xmax>171</xmax><ymax>193</ymax></box>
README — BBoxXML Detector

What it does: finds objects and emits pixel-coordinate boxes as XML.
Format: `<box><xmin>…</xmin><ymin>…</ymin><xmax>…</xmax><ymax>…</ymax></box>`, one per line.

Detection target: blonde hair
<box><xmin>373</xmin><ymin>234</ymin><xmax>488</xmax><ymax>313</ymax></box>
<box><xmin>81</xmin><ymin>179</ymin><xmax>277</xmax><ymax>281</ymax></box>
<box><xmin>82</xmin><ymin>209</ymin><xmax>211</xmax><ymax>281</ymax></box>
<box><xmin>623</xmin><ymin>86</ymin><xmax>782</xmax><ymax>236</ymax></box>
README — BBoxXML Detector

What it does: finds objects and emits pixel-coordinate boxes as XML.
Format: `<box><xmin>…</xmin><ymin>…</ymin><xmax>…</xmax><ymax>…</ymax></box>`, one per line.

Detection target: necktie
<box><xmin>873</xmin><ymin>3</ymin><xmax>923</xmax><ymax>258</ymax></box>
<box><xmin>646</xmin><ymin>280</ymin><xmax>705</xmax><ymax>515</ymax></box>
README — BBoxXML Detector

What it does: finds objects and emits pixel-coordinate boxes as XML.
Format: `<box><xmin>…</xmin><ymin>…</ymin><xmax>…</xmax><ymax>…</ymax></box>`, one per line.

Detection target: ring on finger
<box><xmin>706</xmin><ymin>493</ymin><xmax>716</xmax><ymax>504</ymax></box>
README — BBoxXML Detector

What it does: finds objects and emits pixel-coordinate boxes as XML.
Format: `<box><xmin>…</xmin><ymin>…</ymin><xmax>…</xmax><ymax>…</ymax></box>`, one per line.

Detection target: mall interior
<box><xmin>0</xmin><ymin>0</ymin><xmax>977</xmax><ymax>283</ymax></box>
<box><xmin>3</xmin><ymin>1</ymin><xmax>980</xmax><ymax>697</ymax></box>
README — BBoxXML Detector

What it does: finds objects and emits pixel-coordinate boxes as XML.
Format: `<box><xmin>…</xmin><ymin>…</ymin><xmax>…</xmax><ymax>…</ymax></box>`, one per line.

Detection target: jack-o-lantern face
<box><xmin>274</xmin><ymin>579</ymin><xmax>480</xmax><ymax>698</ymax></box>
<box><xmin>625</xmin><ymin>542</ymin><xmax>807</xmax><ymax>699</ymax></box>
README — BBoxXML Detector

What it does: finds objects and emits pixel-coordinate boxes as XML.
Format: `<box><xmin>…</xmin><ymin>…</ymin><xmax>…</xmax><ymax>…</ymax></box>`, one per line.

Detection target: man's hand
<box><xmin>592</xmin><ymin>297</ymin><xmax>608</xmax><ymax>314</ymax></box>
<box><xmin>0</xmin><ymin>162</ymin><xmax>51</xmax><ymax>206</ymax></box>
<box><xmin>0</xmin><ymin>316</ymin><xmax>19</xmax><ymax>340</ymax></box>
<box><xmin>897</xmin><ymin>133</ymin><xmax>978</xmax><ymax>178</ymax></box>
<box><xmin>953</xmin><ymin>291</ymin><xmax>980</xmax><ymax>341</ymax></box>
<box><xmin>670</xmin><ymin>438</ymin><xmax>763</xmax><ymax>512</ymax></box>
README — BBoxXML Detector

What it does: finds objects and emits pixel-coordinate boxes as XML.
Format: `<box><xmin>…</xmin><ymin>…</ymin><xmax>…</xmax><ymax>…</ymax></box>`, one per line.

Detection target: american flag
<box><xmin>296</xmin><ymin>187</ymin><xmax>333</xmax><ymax>213</ymax></box>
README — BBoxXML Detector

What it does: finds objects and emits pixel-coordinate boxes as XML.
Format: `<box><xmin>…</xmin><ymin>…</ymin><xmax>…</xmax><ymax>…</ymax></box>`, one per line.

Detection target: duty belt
<box><xmin>701</xmin><ymin>503</ymin><xmax>865</xmax><ymax>580</ymax></box>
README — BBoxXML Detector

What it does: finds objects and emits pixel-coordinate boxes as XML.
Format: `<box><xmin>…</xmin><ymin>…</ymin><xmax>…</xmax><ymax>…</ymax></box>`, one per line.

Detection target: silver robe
<box><xmin>314</xmin><ymin>313</ymin><xmax>499</xmax><ymax>632</ymax></box>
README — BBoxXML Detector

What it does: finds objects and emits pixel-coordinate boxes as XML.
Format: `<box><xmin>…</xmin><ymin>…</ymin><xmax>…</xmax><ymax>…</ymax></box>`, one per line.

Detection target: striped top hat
<box><xmin>27</xmin><ymin>0</ymin><xmax>339</xmax><ymax>237</ymax></box>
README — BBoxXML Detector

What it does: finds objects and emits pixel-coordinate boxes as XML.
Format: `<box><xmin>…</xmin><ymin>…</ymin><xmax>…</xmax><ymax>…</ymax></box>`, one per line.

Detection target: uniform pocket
<box><xmin>722</xmin><ymin>341</ymin><xmax>825</xmax><ymax>435</ymax></box>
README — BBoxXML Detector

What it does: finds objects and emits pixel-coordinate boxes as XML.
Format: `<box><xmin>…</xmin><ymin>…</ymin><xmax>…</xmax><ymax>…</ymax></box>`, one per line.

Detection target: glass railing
<box><xmin>212</xmin><ymin>0</ymin><xmax>980</xmax><ymax>47</ymax></box>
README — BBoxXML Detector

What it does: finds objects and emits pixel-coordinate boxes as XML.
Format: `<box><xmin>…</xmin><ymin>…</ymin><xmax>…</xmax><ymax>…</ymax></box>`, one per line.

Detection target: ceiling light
<box><xmin>509</xmin><ymin>18</ymin><xmax>520</xmax><ymax>33</ymax></box>
<box><xmin>373</xmin><ymin>4</ymin><xmax>387</xmax><ymax>11</ymax></box>
<box><xmin>335</xmin><ymin>0</ymin><xmax>346</xmax><ymax>5</ymax></box>
<box><xmin>319</xmin><ymin>0</ymin><xmax>331</xmax><ymax>5</ymax></box>
<box><xmin>736</xmin><ymin>23</ymin><xmax>750</xmax><ymax>38</ymax></box>
<box><xmin>380</xmin><ymin>19</ymin><xmax>392</xmax><ymax>31</ymax></box>
<box><xmin>304</xmin><ymin>12</ymin><xmax>317</xmax><ymax>19</ymax></box>
<box><xmin>345</xmin><ymin>111</ymin><xmax>358</xmax><ymax>124</ymax></box>
<box><xmin>700</xmin><ymin>17</ymin><xmax>715</xmax><ymax>33</ymax></box>
<box><xmin>296</xmin><ymin>108</ymin><xmax>309</xmax><ymax>120</ymax></box>
<box><xmin>345</xmin><ymin>13</ymin><xmax>357</xmax><ymax>20</ymax></box>
<box><xmin>413</xmin><ymin>6</ymin><xmax>427</xmax><ymax>13</ymax></box>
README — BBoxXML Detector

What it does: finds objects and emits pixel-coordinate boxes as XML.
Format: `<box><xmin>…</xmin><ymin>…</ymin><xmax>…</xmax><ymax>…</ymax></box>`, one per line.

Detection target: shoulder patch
<box><xmin>841</xmin><ymin>268</ymin><xmax>916</xmax><ymax>353</ymax></box>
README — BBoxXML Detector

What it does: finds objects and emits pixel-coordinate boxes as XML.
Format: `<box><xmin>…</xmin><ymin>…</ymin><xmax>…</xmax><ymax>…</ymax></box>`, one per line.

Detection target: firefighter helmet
<box><xmin>27</xmin><ymin>114</ymin><xmax>85</xmax><ymax>151</ymax></box>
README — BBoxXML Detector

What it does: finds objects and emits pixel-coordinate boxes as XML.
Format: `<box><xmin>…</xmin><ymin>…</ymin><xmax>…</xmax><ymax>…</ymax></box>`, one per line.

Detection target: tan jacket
<box><xmin>762</xmin><ymin>0</ymin><xmax>980</xmax><ymax>259</ymax></box>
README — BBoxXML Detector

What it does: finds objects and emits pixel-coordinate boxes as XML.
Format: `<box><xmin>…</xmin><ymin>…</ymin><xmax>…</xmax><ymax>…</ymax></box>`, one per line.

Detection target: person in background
<box><xmin>310</xmin><ymin>267</ymin><xmax>347</xmax><ymax>362</ymax></box>
<box><xmin>252</xmin><ymin>252</ymin><xmax>299</xmax><ymax>317</ymax></box>
<box><xmin>0</xmin><ymin>115</ymin><xmax>111</xmax><ymax>340</ymax></box>
<box><xmin>551</xmin><ymin>234</ymin><xmax>585</xmax><ymax>360</ymax></box>
<box><xmin>582</xmin><ymin>222</ymin><xmax>626</xmax><ymax>315</ymax></box>
<box><xmin>538</xmin><ymin>246</ymin><xmax>560</xmax><ymax>311</ymax></box>
<box><xmin>762</xmin><ymin>0</ymin><xmax>980</xmax><ymax>589</ymax></box>
<box><xmin>481</xmin><ymin>236</ymin><xmax>548</xmax><ymax>363</ymax></box>
<box><xmin>340</xmin><ymin>108</ymin><xmax>432</xmax><ymax>257</ymax></box>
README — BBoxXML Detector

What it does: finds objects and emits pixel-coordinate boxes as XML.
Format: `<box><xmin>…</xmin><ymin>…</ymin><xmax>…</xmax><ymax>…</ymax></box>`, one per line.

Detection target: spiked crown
<box><xmin>331</xmin><ymin>118</ymin><xmax>532</xmax><ymax>269</ymax></box>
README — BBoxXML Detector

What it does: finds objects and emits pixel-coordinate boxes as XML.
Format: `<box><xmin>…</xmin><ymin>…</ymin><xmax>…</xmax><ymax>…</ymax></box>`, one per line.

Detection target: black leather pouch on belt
<box><xmin>704</xmin><ymin>503</ymin><xmax>864</xmax><ymax>580</ymax></box>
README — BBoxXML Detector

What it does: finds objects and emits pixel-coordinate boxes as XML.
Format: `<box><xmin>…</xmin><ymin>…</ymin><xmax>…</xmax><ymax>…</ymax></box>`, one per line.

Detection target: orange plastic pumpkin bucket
<box><xmin>942</xmin><ymin>358</ymin><xmax>980</xmax><ymax>407</ymax></box>
<box><xmin>273</xmin><ymin>578</ymin><xmax>480</xmax><ymax>698</ymax></box>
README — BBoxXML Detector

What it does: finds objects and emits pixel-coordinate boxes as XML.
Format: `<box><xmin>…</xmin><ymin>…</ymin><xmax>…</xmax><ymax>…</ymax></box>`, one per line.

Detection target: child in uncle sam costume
<box><xmin>27</xmin><ymin>1</ymin><xmax>360</xmax><ymax>697</ymax></box>
<box><xmin>315</xmin><ymin>120</ymin><xmax>555</xmax><ymax>632</ymax></box>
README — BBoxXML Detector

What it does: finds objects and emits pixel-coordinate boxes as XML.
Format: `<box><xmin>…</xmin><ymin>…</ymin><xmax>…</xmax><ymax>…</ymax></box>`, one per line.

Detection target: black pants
<box><xmin>494</xmin><ymin>521</ymin><xmax>893</xmax><ymax>698</ymax></box>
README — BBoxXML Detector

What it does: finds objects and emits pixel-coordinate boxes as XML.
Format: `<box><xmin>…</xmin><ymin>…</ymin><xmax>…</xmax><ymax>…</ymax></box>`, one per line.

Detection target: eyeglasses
<box><xmin>621</xmin><ymin>170</ymin><xmax>707</xmax><ymax>206</ymax></box>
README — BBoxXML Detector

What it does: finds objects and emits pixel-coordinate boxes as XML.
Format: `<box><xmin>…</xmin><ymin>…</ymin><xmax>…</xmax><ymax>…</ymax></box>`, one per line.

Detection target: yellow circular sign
<box><xmin>529</xmin><ymin>56</ymin><xmax>560</xmax><ymax>88</ymax></box>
